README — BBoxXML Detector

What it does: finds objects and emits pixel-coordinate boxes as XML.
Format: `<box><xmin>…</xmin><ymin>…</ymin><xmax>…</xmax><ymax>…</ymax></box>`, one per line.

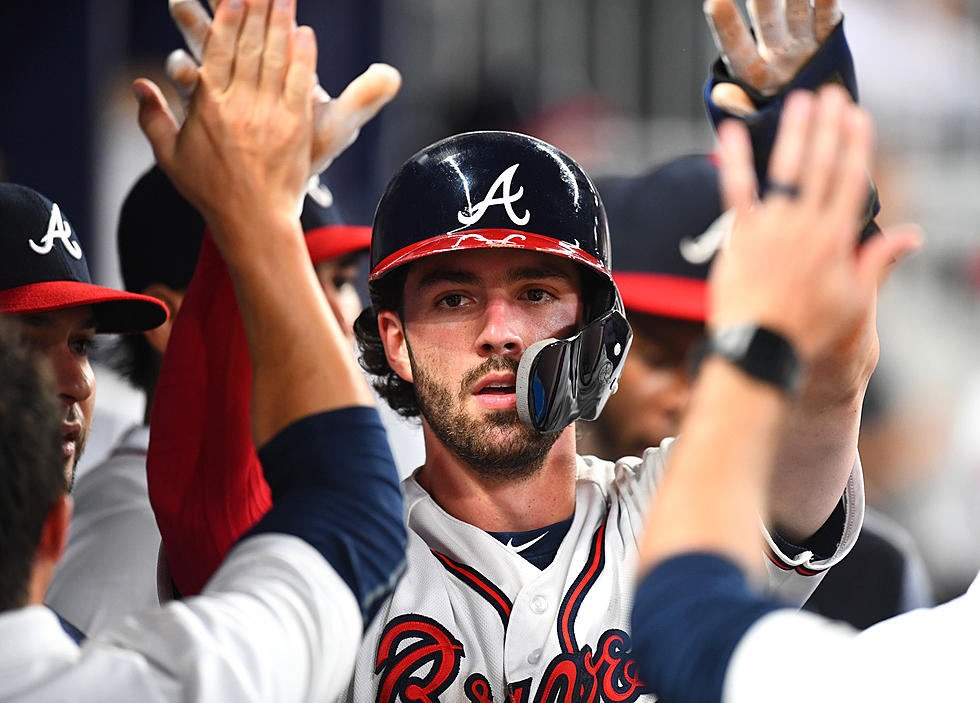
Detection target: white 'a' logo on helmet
<box><xmin>457</xmin><ymin>164</ymin><xmax>531</xmax><ymax>227</ymax></box>
<box><xmin>29</xmin><ymin>203</ymin><xmax>82</xmax><ymax>260</ymax></box>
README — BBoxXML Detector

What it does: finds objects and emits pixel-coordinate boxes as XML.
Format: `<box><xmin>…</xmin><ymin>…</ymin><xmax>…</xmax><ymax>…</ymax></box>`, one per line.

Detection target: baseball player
<box><xmin>630</xmin><ymin>85</ymin><xmax>948</xmax><ymax>703</ymax></box>
<box><xmin>0</xmin><ymin>1</ymin><xmax>403</xmax><ymax>699</ymax></box>
<box><xmin>152</xmin><ymin>1</ymin><xmax>879</xmax><ymax>701</ymax></box>
<box><xmin>43</xmin><ymin>166</ymin><xmax>204</xmax><ymax>632</ymax></box>
<box><xmin>0</xmin><ymin>179</ymin><xmax>168</xmax><ymax>645</ymax></box>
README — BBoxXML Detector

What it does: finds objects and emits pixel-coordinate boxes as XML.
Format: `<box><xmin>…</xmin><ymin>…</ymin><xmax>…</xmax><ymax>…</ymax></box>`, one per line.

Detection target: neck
<box><xmin>416</xmin><ymin>423</ymin><xmax>579</xmax><ymax>533</ymax></box>
<box><xmin>27</xmin><ymin>561</ymin><xmax>54</xmax><ymax>607</ymax></box>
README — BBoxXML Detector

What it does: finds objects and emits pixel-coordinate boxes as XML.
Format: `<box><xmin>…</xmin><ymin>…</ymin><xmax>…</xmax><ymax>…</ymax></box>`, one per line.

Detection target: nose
<box><xmin>53</xmin><ymin>349</ymin><xmax>94</xmax><ymax>409</ymax></box>
<box><xmin>475</xmin><ymin>297</ymin><xmax>524</xmax><ymax>358</ymax></box>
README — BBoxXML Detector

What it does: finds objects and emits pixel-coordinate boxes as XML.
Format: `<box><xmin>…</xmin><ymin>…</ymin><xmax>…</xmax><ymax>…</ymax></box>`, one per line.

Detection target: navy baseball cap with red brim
<box><xmin>0</xmin><ymin>183</ymin><xmax>168</xmax><ymax>333</ymax></box>
<box><xmin>598</xmin><ymin>154</ymin><xmax>725</xmax><ymax>323</ymax></box>
<box><xmin>299</xmin><ymin>179</ymin><xmax>372</xmax><ymax>263</ymax></box>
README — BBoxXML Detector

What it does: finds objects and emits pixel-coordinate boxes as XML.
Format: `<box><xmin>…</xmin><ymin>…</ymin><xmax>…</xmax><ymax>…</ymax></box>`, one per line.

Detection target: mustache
<box><xmin>459</xmin><ymin>356</ymin><xmax>520</xmax><ymax>396</ymax></box>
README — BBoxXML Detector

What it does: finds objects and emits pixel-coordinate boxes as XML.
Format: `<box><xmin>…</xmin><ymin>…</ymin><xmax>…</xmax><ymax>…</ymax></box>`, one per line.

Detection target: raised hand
<box><xmin>711</xmin><ymin>86</ymin><xmax>918</xmax><ymax>363</ymax></box>
<box><xmin>705</xmin><ymin>0</ymin><xmax>842</xmax><ymax>114</ymax></box>
<box><xmin>166</xmin><ymin>0</ymin><xmax>400</xmax><ymax>177</ymax></box>
<box><xmin>134</xmin><ymin>0</ymin><xmax>317</xmax><ymax>242</ymax></box>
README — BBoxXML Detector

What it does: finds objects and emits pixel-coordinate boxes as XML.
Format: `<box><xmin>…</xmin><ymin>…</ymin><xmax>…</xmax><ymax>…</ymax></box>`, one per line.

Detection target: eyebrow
<box><xmin>506</xmin><ymin>266</ymin><xmax>574</xmax><ymax>284</ymax></box>
<box><xmin>415</xmin><ymin>269</ymin><xmax>482</xmax><ymax>290</ymax></box>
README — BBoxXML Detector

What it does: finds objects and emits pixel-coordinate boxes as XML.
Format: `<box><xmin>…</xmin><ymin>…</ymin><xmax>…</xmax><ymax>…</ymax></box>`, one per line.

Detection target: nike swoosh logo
<box><xmin>505</xmin><ymin>532</ymin><xmax>549</xmax><ymax>554</ymax></box>
<box><xmin>678</xmin><ymin>210</ymin><xmax>734</xmax><ymax>265</ymax></box>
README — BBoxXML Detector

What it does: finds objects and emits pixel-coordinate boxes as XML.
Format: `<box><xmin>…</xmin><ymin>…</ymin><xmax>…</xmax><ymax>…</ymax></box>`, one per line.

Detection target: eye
<box><xmin>332</xmin><ymin>273</ymin><xmax>356</xmax><ymax>291</ymax></box>
<box><xmin>69</xmin><ymin>336</ymin><xmax>95</xmax><ymax>357</ymax></box>
<box><xmin>437</xmin><ymin>293</ymin><xmax>467</xmax><ymax>309</ymax></box>
<box><xmin>524</xmin><ymin>288</ymin><xmax>555</xmax><ymax>303</ymax></box>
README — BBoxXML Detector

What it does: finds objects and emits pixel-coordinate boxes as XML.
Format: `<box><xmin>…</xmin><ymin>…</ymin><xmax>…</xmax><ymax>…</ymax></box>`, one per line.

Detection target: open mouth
<box><xmin>62</xmin><ymin>424</ymin><xmax>81</xmax><ymax>458</ymax></box>
<box><xmin>476</xmin><ymin>383</ymin><xmax>517</xmax><ymax>395</ymax></box>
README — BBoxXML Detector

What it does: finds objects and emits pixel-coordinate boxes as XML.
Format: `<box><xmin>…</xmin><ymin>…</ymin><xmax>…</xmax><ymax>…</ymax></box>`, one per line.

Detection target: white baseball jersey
<box><xmin>344</xmin><ymin>441</ymin><xmax>864</xmax><ymax>702</ymax></box>
<box><xmin>723</xmin><ymin>568</ymin><xmax>980</xmax><ymax>702</ymax></box>
<box><xmin>46</xmin><ymin>425</ymin><xmax>160</xmax><ymax>633</ymax></box>
<box><xmin>2</xmin><ymin>534</ymin><xmax>360</xmax><ymax>702</ymax></box>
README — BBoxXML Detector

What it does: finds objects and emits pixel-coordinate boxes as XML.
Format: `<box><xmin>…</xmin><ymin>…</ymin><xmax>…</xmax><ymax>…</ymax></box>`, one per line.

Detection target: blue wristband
<box><xmin>632</xmin><ymin>553</ymin><xmax>785</xmax><ymax>703</ymax></box>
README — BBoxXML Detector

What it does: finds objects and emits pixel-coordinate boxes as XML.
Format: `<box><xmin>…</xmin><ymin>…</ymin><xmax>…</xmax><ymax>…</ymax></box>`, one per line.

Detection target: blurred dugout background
<box><xmin>1</xmin><ymin>0</ymin><xmax>979</xmax><ymax>601</ymax></box>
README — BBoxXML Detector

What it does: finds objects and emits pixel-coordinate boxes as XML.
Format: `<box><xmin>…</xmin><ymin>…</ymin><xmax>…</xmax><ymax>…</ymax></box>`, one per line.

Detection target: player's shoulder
<box><xmin>576</xmin><ymin>438</ymin><xmax>675</xmax><ymax>494</ymax></box>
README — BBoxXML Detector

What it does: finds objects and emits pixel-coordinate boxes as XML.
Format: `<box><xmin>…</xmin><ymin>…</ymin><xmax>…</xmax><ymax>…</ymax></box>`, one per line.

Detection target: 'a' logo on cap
<box><xmin>29</xmin><ymin>203</ymin><xmax>82</xmax><ymax>260</ymax></box>
<box><xmin>458</xmin><ymin>164</ymin><xmax>531</xmax><ymax>227</ymax></box>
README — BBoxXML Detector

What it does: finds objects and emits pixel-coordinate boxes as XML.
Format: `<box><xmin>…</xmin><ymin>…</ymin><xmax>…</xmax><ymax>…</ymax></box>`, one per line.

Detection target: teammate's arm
<box><xmin>700</xmin><ymin>0</ymin><xmax>876</xmax><ymax>548</ymax></box>
<box><xmin>631</xmin><ymin>87</ymin><xmax>920</xmax><ymax>703</ymax></box>
<box><xmin>124</xmin><ymin>1</ymin><xmax>405</xmax><ymax>697</ymax></box>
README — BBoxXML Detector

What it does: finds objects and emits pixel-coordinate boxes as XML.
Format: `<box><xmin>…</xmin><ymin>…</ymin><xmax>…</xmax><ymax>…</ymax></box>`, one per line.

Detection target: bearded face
<box><xmin>410</xmin><ymin>350</ymin><xmax>561</xmax><ymax>482</ymax></box>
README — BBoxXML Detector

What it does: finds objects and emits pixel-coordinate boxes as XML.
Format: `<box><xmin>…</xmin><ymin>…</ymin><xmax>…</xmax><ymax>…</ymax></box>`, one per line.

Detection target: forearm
<box><xmin>768</xmin><ymin>388</ymin><xmax>862</xmax><ymax>542</ymax></box>
<box><xmin>209</xmin><ymin>213</ymin><xmax>373</xmax><ymax>447</ymax></box>
<box><xmin>639</xmin><ymin>357</ymin><xmax>789</xmax><ymax>578</ymax></box>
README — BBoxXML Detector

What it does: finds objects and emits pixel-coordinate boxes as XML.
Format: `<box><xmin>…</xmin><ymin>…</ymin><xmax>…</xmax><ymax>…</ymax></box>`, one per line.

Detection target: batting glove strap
<box><xmin>705</xmin><ymin>22</ymin><xmax>855</xmax><ymax>181</ymax></box>
<box><xmin>248</xmin><ymin>406</ymin><xmax>407</xmax><ymax>627</ymax></box>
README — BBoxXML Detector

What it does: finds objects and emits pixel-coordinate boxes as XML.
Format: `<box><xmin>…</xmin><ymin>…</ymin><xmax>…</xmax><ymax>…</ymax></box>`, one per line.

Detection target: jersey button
<box><xmin>530</xmin><ymin>595</ymin><xmax>548</xmax><ymax>614</ymax></box>
<box><xmin>527</xmin><ymin>648</ymin><xmax>542</xmax><ymax>665</ymax></box>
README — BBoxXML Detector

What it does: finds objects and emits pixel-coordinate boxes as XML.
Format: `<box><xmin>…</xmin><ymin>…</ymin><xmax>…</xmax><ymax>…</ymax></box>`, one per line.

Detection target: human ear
<box><xmin>378</xmin><ymin>310</ymin><xmax>413</xmax><ymax>383</ymax></box>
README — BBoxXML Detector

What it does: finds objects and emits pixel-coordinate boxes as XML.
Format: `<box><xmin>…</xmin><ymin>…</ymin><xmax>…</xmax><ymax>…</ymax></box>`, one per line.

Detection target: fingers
<box><xmin>133</xmin><ymin>79</ymin><xmax>180</xmax><ymax>168</ymax></box>
<box><xmin>232</xmin><ymin>0</ymin><xmax>272</xmax><ymax>88</ymax></box>
<box><xmin>704</xmin><ymin>0</ymin><xmax>770</xmax><ymax>90</ymax></box>
<box><xmin>799</xmin><ymin>85</ymin><xmax>848</xmax><ymax>209</ymax></box>
<box><xmin>200</xmin><ymin>0</ymin><xmax>245</xmax><ymax>92</ymax></box>
<box><xmin>717</xmin><ymin>119</ymin><xmax>757</xmax><ymax>219</ymax></box>
<box><xmin>166</xmin><ymin>49</ymin><xmax>200</xmax><ymax>108</ymax></box>
<box><xmin>814</xmin><ymin>0</ymin><xmax>842</xmax><ymax>42</ymax></box>
<box><xmin>766</xmin><ymin>90</ymin><xmax>813</xmax><ymax>196</ymax></box>
<box><xmin>856</xmin><ymin>225</ymin><xmax>923</xmax><ymax>290</ymax></box>
<box><xmin>747</xmin><ymin>0</ymin><xmax>789</xmax><ymax>59</ymax></box>
<box><xmin>785</xmin><ymin>0</ymin><xmax>815</xmax><ymax>42</ymax></box>
<box><xmin>284</xmin><ymin>26</ymin><xmax>318</xmax><ymax>113</ymax></box>
<box><xmin>826</xmin><ymin>108</ymin><xmax>873</xmax><ymax>245</ymax></box>
<box><xmin>259</xmin><ymin>0</ymin><xmax>295</xmax><ymax>96</ymax></box>
<box><xmin>309</xmin><ymin>63</ymin><xmax>401</xmax><ymax>175</ymax></box>
<box><xmin>170</xmin><ymin>0</ymin><xmax>211</xmax><ymax>61</ymax></box>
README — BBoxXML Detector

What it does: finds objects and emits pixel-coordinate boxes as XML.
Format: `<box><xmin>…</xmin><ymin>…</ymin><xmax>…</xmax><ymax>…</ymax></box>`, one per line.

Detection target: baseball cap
<box><xmin>300</xmin><ymin>176</ymin><xmax>371</xmax><ymax>264</ymax></box>
<box><xmin>118</xmin><ymin>170</ymin><xmax>371</xmax><ymax>298</ymax></box>
<box><xmin>118</xmin><ymin>166</ymin><xmax>206</xmax><ymax>295</ymax></box>
<box><xmin>0</xmin><ymin>183</ymin><xmax>168</xmax><ymax>334</ymax></box>
<box><xmin>599</xmin><ymin>154</ymin><xmax>725</xmax><ymax>322</ymax></box>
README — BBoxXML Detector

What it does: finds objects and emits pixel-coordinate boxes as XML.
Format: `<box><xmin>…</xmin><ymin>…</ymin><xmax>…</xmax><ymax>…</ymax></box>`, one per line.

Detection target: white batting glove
<box><xmin>166</xmin><ymin>0</ymin><xmax>399</xmax><ymax>177</ymax></box>
<box><xmin>704</xmin><ymin>0</ymin><xmax>843</xmax><ymax>114</ymax></box>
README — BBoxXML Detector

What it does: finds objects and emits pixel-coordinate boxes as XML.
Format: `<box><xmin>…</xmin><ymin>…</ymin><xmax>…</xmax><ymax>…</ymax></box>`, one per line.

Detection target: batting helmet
<box><xmin>369</xmin><ymin>130</ymin><xmax>632</xmax><ymax>434</ymax></box>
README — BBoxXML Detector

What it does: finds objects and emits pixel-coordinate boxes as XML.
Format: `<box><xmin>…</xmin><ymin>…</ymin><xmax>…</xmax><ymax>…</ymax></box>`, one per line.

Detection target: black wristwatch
<box><xmin>696</xmin><ymin>324</ymin><xmax>803</xmax><ymax>395</ymax></box>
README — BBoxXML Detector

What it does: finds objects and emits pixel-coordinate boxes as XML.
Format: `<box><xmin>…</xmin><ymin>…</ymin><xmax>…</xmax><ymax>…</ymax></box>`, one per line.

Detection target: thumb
<box><xmin>857</xmin><ymin>224</ymin><xmax>923</xmax><ymax>290</ymax></box>
<box><xmin>711</xmin><ymin>83</ymin><xmax>757</xmax><ymax>118</ymax></box>
<box><xmin>133</xmin><ymin>78</ymin><xmax>179</xmax><ymax>169</ymax></box>
<box><xmin>311</xmin><ymin>63</ymin><xmax>401</xmax><ymax>174</ymax></box>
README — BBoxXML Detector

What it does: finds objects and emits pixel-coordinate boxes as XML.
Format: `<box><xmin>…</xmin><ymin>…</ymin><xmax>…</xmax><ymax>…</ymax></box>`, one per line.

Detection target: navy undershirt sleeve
<box><xmin>631</xmin><ymin>553</ymin><xmax>786</xmax><ymax>703</ymax></box>
<box><xmin>52</xmin><ymin>608</ymin><xmax>85</xmax><ymax>644</ymax></box>
<box><xmin>246</xmin><ymin>406</ymin><xmax>406</xmax><ymax>626</ymax></box>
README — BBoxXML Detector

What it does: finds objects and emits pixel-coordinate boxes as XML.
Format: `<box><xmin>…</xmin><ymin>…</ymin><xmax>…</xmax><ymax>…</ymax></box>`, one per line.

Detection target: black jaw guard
<box><xmin>515</xmin><ymin>304</ymin><xmax>633</xmax><ymax>434</ymax></box>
